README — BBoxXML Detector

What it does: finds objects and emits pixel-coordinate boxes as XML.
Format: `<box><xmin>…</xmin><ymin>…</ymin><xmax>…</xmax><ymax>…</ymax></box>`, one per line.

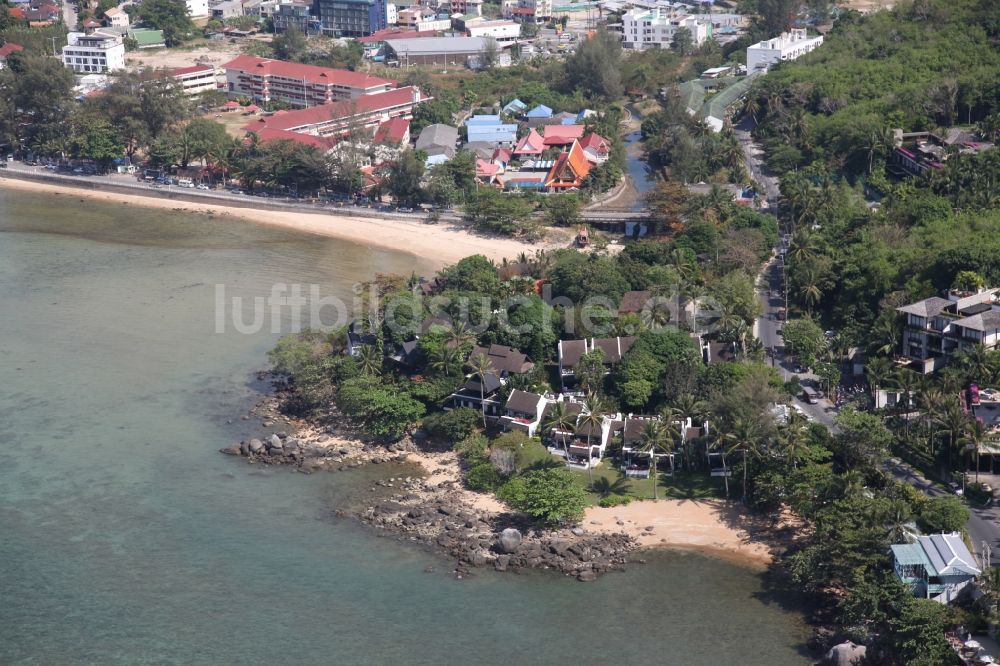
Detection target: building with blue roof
<box><xmin>465</xmin><ymin>115</ymin><xmax>517</xmax><ymax>145</ymax></box>
<box><xmin>526</xmin><ymin>104</ymin><xmax>553</xmax><ymax>119</ymax></box>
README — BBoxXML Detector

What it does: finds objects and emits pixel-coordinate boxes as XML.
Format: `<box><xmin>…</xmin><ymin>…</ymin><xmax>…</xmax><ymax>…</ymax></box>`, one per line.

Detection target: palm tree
<box><xmin>871</xmin><ymin>315</ymin><xmax>901</xmax><ymax>357</ymax></box>
<box><xmin>959</xmin><ymin>419</ymin><xmax>992</xmax><ymax>486</ymax></box>
<box><xmin>865</xmin><ymin>357</ymin><xmax>894</xmax><ymax>400</ymax></box>
<box><xmin>957</xmin><ymin>345</ymin><xmax>993</xmax><ymax>385</ymax></box>
<box><xmin>722</xmin><ymin>417</ymin><xmax>761</xmax><ymax>502</ymax></box>
<box><xmin>934</xmin><ymin>403</ymin><xmax>971</xmax><ymax>477</ymax></box>
<box><xmin>446</xmin><ymin>321</ymin><xmax>475</xmax><ymax>350</ymax></box>
<box><xmin>429</xmin><ymin>345</ymin><xmax>461</xmax><ymax>376</ymax></box>
<box><xmin>543</xmin><ymin>401</ymin><xmax>577</xmax><ymax>461</ymax></box>
<box><xmin>709</xmin><ymin>434</ymin><xmax>731</xmax><ymax>497</ymax></box>
<box><xmin>891</xmin><ymin>368</ymin><xmax>919</xmax><ymax>430</ymax></box>
<box><xmin>577</xmin><ymin>394</ymin><xmax>607</xmax><ymax>487</ymax></box>
<box><xmin>797</xmin><ymin>265</ymin><xmax>824</xmax><ymax>315</ymax></box>
<box><xmin>356</xmin><ymin>344</ymin><xmax>382</xmax><ymax>377</ymax></box>
<box><xmin>638</xmin><ymin>420</ymin><xmax>672</xmax><ymax>500</ymax></box>
<box><xmin>742</xmin><ymin>93</ymin><xmax>760</xmax><ymax>125</ymax></box>
<box><xmin>467</xmin><ymin>353</ymin><xmax>495</xmax><ymax>428</ymax></box>
<box><xmin>669</xmin><ymin>395</ymin><xmax>708</xmax><ymax>470</ymax></box>
<box><xmin>780</xmin><ymin>411</ymin><xmax>810</xmax><ymax>469</ymax></box>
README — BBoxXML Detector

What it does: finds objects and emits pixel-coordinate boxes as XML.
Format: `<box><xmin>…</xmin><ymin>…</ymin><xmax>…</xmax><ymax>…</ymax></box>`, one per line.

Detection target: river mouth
<box><xmin>0</xmin><ymin>187</ymin><xmax>810</xmax><ymax>665</ymax></box>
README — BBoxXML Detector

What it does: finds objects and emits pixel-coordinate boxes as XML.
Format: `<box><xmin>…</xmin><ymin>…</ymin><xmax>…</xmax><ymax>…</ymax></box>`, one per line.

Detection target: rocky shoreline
<box><xmin>358</xmin><ymin>485</ymin><xmax>637</xmax><ymax>582</ymax></box>
<box><xmin>221</xmin><ymin>394</ymin><xmax>639</xmax><ymax>581</ymax></box>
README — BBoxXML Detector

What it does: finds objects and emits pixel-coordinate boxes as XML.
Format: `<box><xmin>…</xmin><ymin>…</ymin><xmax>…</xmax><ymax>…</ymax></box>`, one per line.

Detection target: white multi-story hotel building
<box><xmin>169</xmin><ymin>64</ymin><xmax>221</xmax><ymax>95</ymax></box>
<box><xmin>62</xmin><ymin>31</ymin><xmax>126</xmax><ymax>73</ymax></box>
<box><xmin>746</xmin><ymin>28</ymin><xmax>823</xmax><ymax>72</ymax></box>
<box><xmin>620</xmin><ymin>8</ymin><xmax>711</xmax><ymax>50</ymax></box>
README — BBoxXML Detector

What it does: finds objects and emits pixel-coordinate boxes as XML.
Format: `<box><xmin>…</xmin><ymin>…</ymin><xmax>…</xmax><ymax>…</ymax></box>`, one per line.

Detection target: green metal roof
<box><xmin>128</xmin><ymin>28</ymin><xmax>165</xmax><ymax>46</ymax></box>
<box><xmin>701</xmin><ymin>74</ymin><xmax>756</xmax><ymax>121</ymax></box>
<box><xmin>891</xmin><ymin>543</ymin><xmax>930</xmax><ymax>568</ymax></box>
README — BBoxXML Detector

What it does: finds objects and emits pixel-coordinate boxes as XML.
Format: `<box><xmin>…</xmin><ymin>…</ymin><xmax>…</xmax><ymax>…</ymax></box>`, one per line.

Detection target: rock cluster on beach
<box><xmin>222</xmin><ymin>394</ymin><xmax>636</xmax><ymax>581</ymax></box>
<box><xmin>359</xmin><ymin>489</ymin><xmax>637</xmax><ymax>582</ymax></box>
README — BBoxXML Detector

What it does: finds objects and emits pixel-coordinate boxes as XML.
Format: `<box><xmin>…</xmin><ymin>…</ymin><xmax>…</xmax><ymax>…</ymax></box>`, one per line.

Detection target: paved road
<box><xmin>1</xmin><ymin>163</ymin><xmax>448</xmax><ymax>222</ymax></box>
<box><xmin>62</xmin><ymin>0</ymin><xmax>77</xmax><ymax>32</ymax></box>
<box><xmin>739</xmin><ymin>126</ymin><xmax>1000</xmax><ymax>564</ymax></box>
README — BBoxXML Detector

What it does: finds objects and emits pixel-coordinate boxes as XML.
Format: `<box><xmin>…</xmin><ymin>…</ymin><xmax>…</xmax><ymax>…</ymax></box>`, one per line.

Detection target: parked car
<box><xmin>794</xmin><ymin>363</ymin><xmax>804</xmax><ymax>374</ymax></box>
<box><xmin>775</xmin><ymin>309</ymin><xmax>786</xmax><ymax>321</ymax></box>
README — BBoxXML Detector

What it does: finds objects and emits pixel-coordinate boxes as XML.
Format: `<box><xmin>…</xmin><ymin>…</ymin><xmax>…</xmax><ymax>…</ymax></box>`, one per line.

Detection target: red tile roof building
<box><xmin>243</xmin><ymin>86</ymin><xmax>425</xmax><ymax>141</ymax></box>
<box><xmin>579</xmin><ymin>132</ymin><xmax>610</xmax><ymax>163</ymax></box>
<box><xmin>542</xmin><ymin>124</ymin><xmax>586</xmax><ymax>146</ymax></box>
<box><xmin>373</xmin><ymin>117</ymin><xmax>410</xmax><ymax>146</ymax></box>
<box><xmin>513</xmin><ymin>128</ymin><xmax>544</xmax><ymax>156</ymax></box>
<box><xmin>252</xmin><ymin>127</ymin><xmax>338</xmax><ymax>151</ymax></box>
<box><xmin>223</xmin><ymin>55</ymin><xmax>397</xmax><ymax>108</ymax></box>
<box><xmin>0</xmin><ymin>42</ymin><xmax>24</xmax><ymax>69</ymax></box>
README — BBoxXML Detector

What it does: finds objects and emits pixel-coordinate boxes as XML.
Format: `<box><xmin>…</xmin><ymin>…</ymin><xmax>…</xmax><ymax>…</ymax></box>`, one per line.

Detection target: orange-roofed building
<box><xmin>545</xmin><ymin>140</ymin><xmax>591</xmax><ymax>190</ymax></box>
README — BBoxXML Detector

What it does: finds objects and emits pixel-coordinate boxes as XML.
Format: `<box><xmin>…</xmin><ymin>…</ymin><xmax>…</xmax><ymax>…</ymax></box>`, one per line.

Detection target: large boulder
<box><xmin>268</xmin><ymin>434</ymin><xmax>283</xmax><ymax>450</ymax></box>
<box><xmin>824</xmin><ymin>641</ymin><xmax>867</xmax><ymax>666</ymax></box>
<box><xmin>499</xmin><ymin>528</ymin><xmax>522</xmax><ymax>554</ymax></box>
<box><xmin>248</xmin><ymin>438</ymin><xmax>265</xmax><ymax>454</ymax></box>
<box><xmin>219</xmin><ymin>444</ymin><xmax>242</xmax><ymax>456</ymax></box>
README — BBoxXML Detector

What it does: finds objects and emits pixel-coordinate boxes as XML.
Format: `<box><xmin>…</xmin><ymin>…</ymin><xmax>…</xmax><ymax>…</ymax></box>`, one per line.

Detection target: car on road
<box><xmin>196</xmin><ymin>184</ymin><xmax>210</xmax><ymax>190</ymax></box>
<box><xmin>397</xmin><ymin>207</ymin><xmax>413</xmax><ymax>213</ymax></box>
<box><xmin>794</xmin><ymin>363</ymin><xmax>804</xmax><ymax>374</ymax></box>
<box><xmin>775</xmin><ymin>310</ymin><xmax>786</xmax><ymax>321</ymax></box>
<box><xmin>803</xmin><ymin>389</ymin><xmax>820</xmax><ymax>404</ymax></box>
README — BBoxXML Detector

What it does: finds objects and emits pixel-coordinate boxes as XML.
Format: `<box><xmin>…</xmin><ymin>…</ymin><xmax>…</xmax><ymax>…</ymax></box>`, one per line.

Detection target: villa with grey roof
<box><xmin>891</xmin><ymin>533</ymin><xmax>981</xmax><ymax>603</ymax></box>
<box><xmin>897</xmin><ymin>288</ymin><xmax>1000</xmax><ymax>373</ymax></box>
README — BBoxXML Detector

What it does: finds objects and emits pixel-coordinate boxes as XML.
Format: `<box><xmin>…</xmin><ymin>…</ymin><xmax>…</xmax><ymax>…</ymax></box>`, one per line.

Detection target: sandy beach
<box><xmin>584</xmin><ymin>500</ymin><xmax>781</xmax><ymax>569</ymax></box>
<box><xmin>0</xmin><ymin>176</ymin><xmax>566</xmax><ymax>268</ymax></box>
<box><xmin>404</xmin><ymin>450</ymin><xmax>779</xmax><ymax>569</ymax></box>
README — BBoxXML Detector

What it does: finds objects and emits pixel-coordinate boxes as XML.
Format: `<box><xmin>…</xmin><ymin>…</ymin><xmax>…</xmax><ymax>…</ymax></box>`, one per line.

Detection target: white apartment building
<box><xmin>746</xmin><ymin>28</ymin><xmax>823</xmax><ymax>72</ymax></box>
<box><xmin>620</xmin><ymin>8</ymin><xmax>711</xmax><ymax>50</ymax></box>
<box><xmin>465</xmin><ymin>19</ymin><xmax>520</xmax><ymax>43</ymax></box>
<box><xmin>169</xmin><ymin>64</ymin><xmax>220</xmax><ymax>95</ymax></box>
<box><xmin>102</xmin><ymin>6</ymin><xmax>130</xmax><ymax>28</ymax></box>
<box><xmin>186</xmin><ymin>0</ymin><xmax>209</xmax><ymax>16</ymax></box>
<box><xmin>386</xmin><ymin>2</ymin><xmax>397</xmax><ymax>25</ymax></box>
<box><xmin>62</xmin><ymin>31</ymin><xmax>126</xmax><ymax>73</ymax></box>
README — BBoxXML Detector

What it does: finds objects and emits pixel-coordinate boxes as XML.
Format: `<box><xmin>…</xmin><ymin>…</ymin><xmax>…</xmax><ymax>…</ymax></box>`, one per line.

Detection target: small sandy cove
<box><xmin>0</xmin><ymin>177</ymin><xmax>564</xmax><ymax>268</ymax></box>
<box><xmin>404</xmin><ymin>450</ymin><xmax>779</xmax><ymax>569</ymax></box>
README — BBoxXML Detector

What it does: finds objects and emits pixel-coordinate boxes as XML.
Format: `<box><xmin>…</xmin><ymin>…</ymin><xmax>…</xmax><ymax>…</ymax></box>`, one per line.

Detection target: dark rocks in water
<box><xmin>239</xmin><ymin>441</ymin><xmax>250</xmax><ymax>456</ymax></box>
<box><xmin>576</xmin><ymin>570</ymin><xmax>597</xmax><ymax>582</ymax></box>
<box><xmin>248</xmin><ymin>438</ymin><xmax>265</xmax><ymax>454</ymax></box>
<box><xmin>219</xmin><ymin>444</ymin><xmax>242</xmax><ymax>456</ymax></box>
<box><xmin>268</xmin><ymin>434</ymin><xmax>283</xmax><ymax>450</ymax></box>
<box><xmin>499</xmin><ymin>528</ymin><xmax>522</xmax><ymax>554</ymax></box>
<box><xmin>494</xmin><ymin>555</ymin><xmax>510</xmax><ymax>571</ymax></box>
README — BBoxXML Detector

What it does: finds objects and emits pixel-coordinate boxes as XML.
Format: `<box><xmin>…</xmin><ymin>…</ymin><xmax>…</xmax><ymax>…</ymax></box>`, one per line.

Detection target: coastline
<box><xmin>223</xmin><ymin>396</ymin><xmax>784</xmax><ymax>575</ymax></box>
<box><xmin>405</xmin><ymin>450</ymin><xmax>780</xmax><ymax>571</ymax></box>
<box><xmin>0</xmin><ymin>175</ymin><xmax>565</xmax><ymax>268</ymax></box>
